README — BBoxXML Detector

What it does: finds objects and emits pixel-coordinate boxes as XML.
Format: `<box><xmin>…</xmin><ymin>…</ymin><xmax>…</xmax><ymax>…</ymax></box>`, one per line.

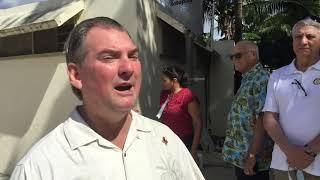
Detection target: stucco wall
<box><xmin>208</xmin><ymin>40</ymin><xmax>234</xmax><ymax>136</ymax></box>
<box><xmin>0</xmin><ymin>53</ymin><xmax>80</xmax><ymax>177</ymax></box>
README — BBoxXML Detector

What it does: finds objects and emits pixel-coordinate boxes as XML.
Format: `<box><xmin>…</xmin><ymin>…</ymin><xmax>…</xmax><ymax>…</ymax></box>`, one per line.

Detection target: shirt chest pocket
<box><xmin>143</xmin><ymin>137</ymin><xmax>184</xmax><ymax>180</ymax></box>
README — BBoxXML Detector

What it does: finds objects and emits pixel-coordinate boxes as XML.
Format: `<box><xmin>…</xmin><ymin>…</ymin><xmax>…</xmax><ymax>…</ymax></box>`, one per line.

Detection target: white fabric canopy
<box><xmin>0</xmin><ymin>0</ymin><xmax>84</xmax><ymax>37</ymax></box>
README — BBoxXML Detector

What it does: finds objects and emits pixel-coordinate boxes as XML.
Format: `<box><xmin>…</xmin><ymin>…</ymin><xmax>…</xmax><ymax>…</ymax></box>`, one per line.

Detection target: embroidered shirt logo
<box><xmin>313</xmin><ymin>78</ymin><xmax>320</xmax><ymax>85</ymax></box>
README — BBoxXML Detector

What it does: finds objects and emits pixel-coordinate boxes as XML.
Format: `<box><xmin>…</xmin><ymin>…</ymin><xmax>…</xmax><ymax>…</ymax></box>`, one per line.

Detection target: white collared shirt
<box><xmin>263</xmin><ymin>59</ymin><xmax>320</xmax><ymax>175</ymax></box>
<box><xmin>10</xmin><ymin>109</ymin><xmax>204</xmax><ymax>180</ymax></box>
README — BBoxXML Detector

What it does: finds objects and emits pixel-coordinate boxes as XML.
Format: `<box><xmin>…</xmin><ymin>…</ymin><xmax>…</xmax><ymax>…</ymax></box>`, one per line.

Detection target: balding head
<box><xmin>230</xmin><ymin>40</ymin><xmax>260</xmax><ymax>74</ymax></box>
<box><xmin>235</xmin><ymin>40</ymin><xmax>259</xmax><ymax>61</ymax></box>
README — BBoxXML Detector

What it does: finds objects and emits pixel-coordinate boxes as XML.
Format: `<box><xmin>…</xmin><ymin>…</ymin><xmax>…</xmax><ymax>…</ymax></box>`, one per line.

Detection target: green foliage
<box><xmin>242</xmin><ymin>32</ymin><xmax>261</xmax><ymax>41</ymax></box>
<box><xmin>203</xmin><ymin>0</ymin><xmax>320</xmax><ymax>39</ymax></box>
<box><xmin>195</xmin><ymin>33</ymin><xmax>211</xmax><ymax>47</ymax></box>
<box><xmin>203</xmin><ymin>0</ymin><xmax>320</xmax><ymax>68</ymax></box>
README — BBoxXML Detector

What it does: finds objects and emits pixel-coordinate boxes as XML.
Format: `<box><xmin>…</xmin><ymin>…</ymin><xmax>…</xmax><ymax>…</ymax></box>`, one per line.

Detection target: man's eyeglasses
<box><xmin>292</xmin><ymin>79</ymin><xmax>307</xmax><ymax>96</ymax></box>
<box><xmin>229</xmin><ymin>51</ymin><xmax>249</xmax><ymax>60</ymax></box>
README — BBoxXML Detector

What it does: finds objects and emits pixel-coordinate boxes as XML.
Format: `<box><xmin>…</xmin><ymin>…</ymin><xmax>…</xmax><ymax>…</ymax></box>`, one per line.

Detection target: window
<box><xmin>0</xmin><ymin>18</ymin><xmax>75</xmax><ymax>57</ymax></box>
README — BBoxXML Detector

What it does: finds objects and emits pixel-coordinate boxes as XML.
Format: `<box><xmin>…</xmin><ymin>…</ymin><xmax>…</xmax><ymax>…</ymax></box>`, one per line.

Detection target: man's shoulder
<box><xmin>16</xmin><ymin>122</ymin><xmax>66</xmax><ymax>166</ymax></box>
<box><xmin>272</xmin><ymin>64</ymin><xmax>292</xmax><ymax>75</ymax></box>
<box><xmin>133</xmin><ymin>112</ymin><xmax>177</xmax><ymax>137</ymax></box>
<box><xmin>255</xmin><ymin>68</ymin><xmax>270</xmax><ymax>81</ymax></box>
<box><xmin>252</xmin><ymin>64</ymin><xmax>269</xmax><ymax>77</ymax></box>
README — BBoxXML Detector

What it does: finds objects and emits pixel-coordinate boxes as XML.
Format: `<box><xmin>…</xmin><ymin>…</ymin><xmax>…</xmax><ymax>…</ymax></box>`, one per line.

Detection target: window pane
<box><xmin>0</xmin><ymin>33</ymin><xmax>32</xmax><ymax>57</ymax></box>
<box><xmin>34</xmin><ymin>28</ymin><xmax>58</xmax><ymax>54</ymax></box>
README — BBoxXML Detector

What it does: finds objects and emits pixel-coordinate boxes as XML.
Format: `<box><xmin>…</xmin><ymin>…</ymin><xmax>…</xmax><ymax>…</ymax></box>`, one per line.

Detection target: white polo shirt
<box><xmin>10</xmin><ymin>109</ymin><xmax>204</xmax><ymax>180</ymax></box>
<box><xmin>263</xmin><ymin>60</ymin><xmax>320</xmax><ymax>175</ymax></box>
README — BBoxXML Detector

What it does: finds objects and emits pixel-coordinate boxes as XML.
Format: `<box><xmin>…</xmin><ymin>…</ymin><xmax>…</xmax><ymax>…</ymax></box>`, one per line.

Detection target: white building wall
<box><xmin>0</xmin><ymin>53</ymin><xmax>80</xmax><ymax>177</ymax></box>
<box><xmin>208</xmin><ymin>40</ymin><xmax>234</xmax><ymax>136</ymax></box>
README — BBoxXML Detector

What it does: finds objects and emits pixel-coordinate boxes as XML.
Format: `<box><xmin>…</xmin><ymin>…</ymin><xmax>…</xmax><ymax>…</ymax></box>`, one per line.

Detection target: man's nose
<box><xmin>301</xmin><ymin>35</ymin><xmax>309</xmax><ymax>44</ymax></box>
<box><xmin>118</xmin><ymin>57</ymin><xmax>133</xmax><ymax>79</ymax></box>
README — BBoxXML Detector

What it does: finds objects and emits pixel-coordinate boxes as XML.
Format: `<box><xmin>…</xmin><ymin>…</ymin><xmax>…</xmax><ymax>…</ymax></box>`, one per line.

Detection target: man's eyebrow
<box><xmin>96</xmin><ymin>47</ymin><xmax>139</xmax><ymax>57</ymax></box>
<box><xmin>129</xmin><ymin>48</ymin><xmax>139</xmax><ymax>54</ymax></box>
<box><xmin>98</xmin><ymin>48</ymin><xmax>117</xmax><ymax>53</ymax></box>
<box><xmin>96</xmin><ymin>49</ymin><xmax>120</xmax><ymax>57</ymax></box>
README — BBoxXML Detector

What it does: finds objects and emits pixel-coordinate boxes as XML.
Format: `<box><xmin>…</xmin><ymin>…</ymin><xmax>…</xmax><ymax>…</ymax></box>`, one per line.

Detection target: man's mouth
<box><xmin>114</xmin><ymin>84</ymin><xmax>133</xmax><ymax>91</ymax></box>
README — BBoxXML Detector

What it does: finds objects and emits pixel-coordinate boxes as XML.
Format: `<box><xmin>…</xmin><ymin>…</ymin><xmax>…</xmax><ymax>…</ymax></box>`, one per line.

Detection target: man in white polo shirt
<box><xmin>263</xmin><ymin>17</ymin><xmax>320</xmax><ymax>180</ymax></box>
<box><xmin>9</xmin><ymin>17</ymin><xmax>205</xmax><ymax>180</ymax></box>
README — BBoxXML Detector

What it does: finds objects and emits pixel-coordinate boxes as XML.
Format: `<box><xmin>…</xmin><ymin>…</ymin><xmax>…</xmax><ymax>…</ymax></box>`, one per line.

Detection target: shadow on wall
<box><xmin>135</xmin><ymin>0</ymin><xmax>161</xmax><ymax>119</ymax></box>
<box><xmin>0</xmin><ymin>59</ymin><xmax>57</xmax><ymax>137</ymax></box>
<box><xmin>0</xmin><ymin>63</ymin><xmax>80</xmax><ymax>176</ymax></box>
<box><xmin>208</xmin><ymin>40</ymin><xmax>234</xmax><ymax>137</ymax></box>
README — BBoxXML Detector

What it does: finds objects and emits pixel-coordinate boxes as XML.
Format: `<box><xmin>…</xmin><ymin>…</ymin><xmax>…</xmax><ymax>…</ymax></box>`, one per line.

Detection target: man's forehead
<box><xmin>86</xmin><ymin>26</ymin><xmax>132</xmax><ymax>41</ymax></box>
<box><xmin>85</xmin><ymin>27</ymin><xmax>136</xmax><ymax>48</ymax></box>
<box><xmin>293</xmin><ymin>25</ymin><xmax>320</xmax><ymax>34</ymax></box>
<box><xmin>232</xmin><ymin>45</ymin><xmax>246</xmax><ymax>52</ymax></box>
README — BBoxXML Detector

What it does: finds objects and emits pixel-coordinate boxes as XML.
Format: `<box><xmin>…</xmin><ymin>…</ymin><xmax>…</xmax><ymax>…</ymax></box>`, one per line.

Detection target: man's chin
<box><xmin>116</xmin><ymin>103</ymin><xmax>136</xmax><ymax>112</ymax></box>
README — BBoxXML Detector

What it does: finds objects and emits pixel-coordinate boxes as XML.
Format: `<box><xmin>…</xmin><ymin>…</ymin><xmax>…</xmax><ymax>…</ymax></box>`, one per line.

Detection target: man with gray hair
<box><xmin>9</xmin><ymin>17</ymin><xmax>205</xmax><ymax>180</ymax></box>
<box><xmin>223</xmin><ymin>40</ymin><xmax>272</xmax><ymax>180</ymax></box>
<box><xmin>263</xmin><ymin>17</ymin><xmax>320</xmax><ymax>180</ymax></box>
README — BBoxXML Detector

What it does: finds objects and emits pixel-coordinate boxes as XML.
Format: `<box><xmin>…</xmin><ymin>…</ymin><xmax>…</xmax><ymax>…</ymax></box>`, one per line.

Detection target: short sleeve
<box><xmin>183</xmin><ymin>88</ymin><xmax>198</xmax><ymax>105</ymax></box>
<box><xmin>10</xmin><ymin>158</ymin><xmax>43</xmax><ymax>180</ymax></box>
<box><xmin>262</xmin><ymin>71</ymin><xmax>279</xmax><ymax>113</ymax></box>
<box><xmin>10</xmin><ymin>165</ymin><xmax>27</xmax><ymax>180</ymax></box>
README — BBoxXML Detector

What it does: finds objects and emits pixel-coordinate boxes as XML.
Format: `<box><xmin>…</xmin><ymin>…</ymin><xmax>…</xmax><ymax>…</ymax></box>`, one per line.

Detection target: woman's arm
<box><xmin>188</xmin><ymin>101</ymin><xmax>203</xmax><ymax>159</ymax></box>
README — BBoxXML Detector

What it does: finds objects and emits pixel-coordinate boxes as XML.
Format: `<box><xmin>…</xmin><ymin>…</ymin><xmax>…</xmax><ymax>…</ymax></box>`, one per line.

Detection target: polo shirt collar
<box><xmin>285</xmin><ymin>60</ymin><xmax>299</xmax><ymax>75</ymax></box>
<box><xmin>312</xmin><ymin>59</ymin><xmax>320</xmax><ymax>71</ymax></box>
<box><xmin>242</xmin><ymin>63</ymin><xmax>262</xmax><ymax>79</ymax></box>
<box><xmin>286</xmin><ymin>59</ymin><xmax>320</xmax><ymax>75</ymax></box>
<box><xmin>64</xmin><ymin>108</ymin><xmax>152</xmax><ymax>150</ymax></box>
<box><xmin>131</xmin><ymin>110</ymin><xmax>152</xmax><ymax>133</ymax></box>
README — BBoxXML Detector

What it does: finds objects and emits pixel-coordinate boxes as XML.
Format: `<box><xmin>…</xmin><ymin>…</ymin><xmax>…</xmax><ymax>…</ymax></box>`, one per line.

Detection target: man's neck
<box><xmin>295</xmin><ymin>56</ymin><xmax>319</xmax><ymax>72</ymax></box>
<box><xmin>77</xmin><ymin>105</ymin><xmax>132</xmax><ymax>149</ymax></box>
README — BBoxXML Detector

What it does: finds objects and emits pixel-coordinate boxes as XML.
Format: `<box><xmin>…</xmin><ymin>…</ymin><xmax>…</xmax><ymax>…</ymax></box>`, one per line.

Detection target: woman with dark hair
<box><xmin>158</xmin><ymin>65</ymin><xmax>203</xmax><ymax>161</ymax></box>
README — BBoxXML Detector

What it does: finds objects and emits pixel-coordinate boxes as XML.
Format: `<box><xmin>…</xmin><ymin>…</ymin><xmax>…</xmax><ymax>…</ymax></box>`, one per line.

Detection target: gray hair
<box><xmin>236</xmin><ymin>40</ymin><xmax>260</xmax><ymax>61</ymax></box>
<box><xmin>64</xmin><ymin>17</ymin><xmax>130</xmax><ymax>99</ymax></box>
<box><xmin>292</xmin><ymin>17</ymin><xmax>320</xmax><ymax>36</ymax></box>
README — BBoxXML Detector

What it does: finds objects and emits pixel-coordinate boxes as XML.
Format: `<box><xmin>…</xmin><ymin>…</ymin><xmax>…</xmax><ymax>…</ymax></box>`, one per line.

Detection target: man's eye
<box><xmin>130</xmin><ymin>54</ymin><xmax>139</xmax><ymax>60</ymax></box>
<box><xmin>99</xmin><ymin>54</ymin><xmax>115</xmax><ymax>60</ymax></box>
<box><xmin>294</xmin><ymin>35</ymin><xmax>303</xmax><ymax>39</ymax></box>
<box><xmin>306</xmin><ymin>35</ymin><xmax>316</xmax><ymax>40</ymax></box>
<box><xmin>102</xmin><ymin>56</ymin><xmax>113</xmax><ymax>59</ymax></box>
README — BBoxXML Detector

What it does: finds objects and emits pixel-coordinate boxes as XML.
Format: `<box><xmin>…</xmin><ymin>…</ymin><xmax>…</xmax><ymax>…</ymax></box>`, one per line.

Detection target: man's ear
<box><xmin>249</xmin><ymin>51</ymin><xmax>258</xmax><ymax>63</ymax></box>
<box><xmin>67</xmin><ymin>63</ymin><xmax>82</xmax><ymax>89</ymax></box>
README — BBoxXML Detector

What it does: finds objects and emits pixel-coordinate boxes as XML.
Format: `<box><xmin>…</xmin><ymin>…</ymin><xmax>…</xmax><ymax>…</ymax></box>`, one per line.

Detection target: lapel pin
<box><xmin>162</xmin><ymin>137</ymin><xmax>168</xmax><ymax>145</ymax></box>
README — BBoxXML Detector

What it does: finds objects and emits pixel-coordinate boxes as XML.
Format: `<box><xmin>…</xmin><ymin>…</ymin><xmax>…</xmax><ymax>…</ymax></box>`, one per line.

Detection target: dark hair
<box><xmin>162</xmin><ymin>65</ymin><xmax>188</xmax><ymax>87</ymax></box>
<box><xmin>64</xmin><ymin>17</ymin><xmax>130</xmax><ymax>99</ymax></box>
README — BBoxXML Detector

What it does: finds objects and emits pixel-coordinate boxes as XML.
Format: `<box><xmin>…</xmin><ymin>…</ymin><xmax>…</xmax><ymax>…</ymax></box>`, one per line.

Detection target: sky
<box><xmin>0</xmin><ymin>0</ymin><xmax>47</xmax><ymax>9</ymax></box>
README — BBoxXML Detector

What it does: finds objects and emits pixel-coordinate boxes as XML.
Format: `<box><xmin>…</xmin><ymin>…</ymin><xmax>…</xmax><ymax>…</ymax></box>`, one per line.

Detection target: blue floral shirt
<box><xmin>222</xmin><ymin>63</ymin><xmax>272</xmax><ymax>171</ymax></box>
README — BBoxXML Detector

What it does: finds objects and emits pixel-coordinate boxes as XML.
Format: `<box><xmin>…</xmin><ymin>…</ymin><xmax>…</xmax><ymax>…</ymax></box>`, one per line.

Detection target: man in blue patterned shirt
<box><xmin>222</xmin><ymin>40</ymin><xmax>272</xmax><ymax>180</ymax></box>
